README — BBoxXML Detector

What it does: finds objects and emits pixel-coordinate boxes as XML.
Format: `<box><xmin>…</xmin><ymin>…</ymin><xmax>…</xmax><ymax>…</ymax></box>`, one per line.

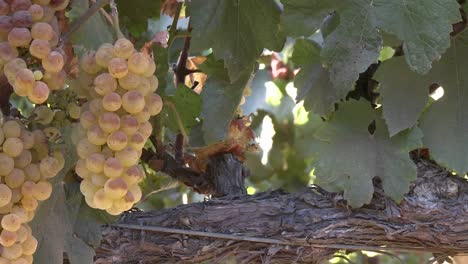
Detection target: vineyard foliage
<box><xmin>0</xmin><ymin>0</ymin><xmax>466</xmax><ymax>263</ymax></box>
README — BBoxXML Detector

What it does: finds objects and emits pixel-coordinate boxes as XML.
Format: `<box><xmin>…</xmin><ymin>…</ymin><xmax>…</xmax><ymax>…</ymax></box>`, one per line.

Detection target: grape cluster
<box><xmin>0</xmin><ymin>119</ymin><xmax>64</xmax><ymax>264</ymax></box>
<box><xmin>75</xmin><ymin>38</ymin><xmax>163</xmax><ymax>215</ymax></box>
<box><xmin>0</xmin><ymin>0</ymin><xmax>69</xmax><ymax>104</ymax></box>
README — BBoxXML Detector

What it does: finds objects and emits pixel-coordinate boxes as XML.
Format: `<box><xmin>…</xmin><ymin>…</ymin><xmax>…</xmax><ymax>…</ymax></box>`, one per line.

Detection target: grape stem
<box><xmin>59</xmin><ymin>0</ymin><xmax>111</xmax><ymax>46</ymax></box>
<box><xmin>167</xmin><ymin>2</ymin><xmax>183</xmax><ymax>48</ymax></box>
<box><xmin>109</xmin><ymin>0</ymin><xmax>124</xmax><ymax>39</ymax></box>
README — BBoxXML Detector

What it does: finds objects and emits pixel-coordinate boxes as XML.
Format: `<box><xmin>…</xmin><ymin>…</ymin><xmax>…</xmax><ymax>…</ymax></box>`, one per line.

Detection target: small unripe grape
<box><xmin>0</xmin><ymin>42</ymin><xmax>19</xmax><ymax>63</ymax></box>
<box><xmin>108</xmin><ymin>57</ymin><xmax>128</xmax><ymax>78</ymax></box>
<box><xmin>128</xmin><ymin>132</ymin><xmax>145</xmax><ymax>150</ymax></box>
<box><xmin>21</xmin><ymin>236</ymin><xmax>37</xmax><ymax>255</ymax></box>
<box><xmin>8</xmin><ymin>27</ymin><xmax>31</xmax><ymax>47</ymax></box>
<box><xmin>128</xmin><ymin>52</ymin><xmax>149</xmax><ymax>74</ymax></box>
<box><xmin>4</xmin><ymin>58</ymin><xmax>27</xmax><ymax>82</ymax></box>
<box><xmin>128</xmin><ymin>184</ymin><xmax>142</xmax><ymax>202</ymax></box>
<box><xmin>14</xmin><ymin>68</ymin><xmax>35</xmax><ymax>96</ymax></box>
<box><xmin>3</xmin><ymin>120</ymin><xmax>21</xmax><ymax>138</ymax></box>
<box><xmin>90</xmin><ymin>173</ymin><xmax>107</xmax><ymax>187</ymax></box>
<box><xmin>29</xmin><ymin>3</ymin><xmax>43</xmax><ymax>21</ymax></box>
<box><xmin>103</xmin><ymin>157</ymin><xmax>123</xmax><ymax>178</ymax></box>
<box><xmin>94</xmin><ymin>73</ymin><xmax>117</xmax><ymax>96</ymax></box>
<box><xmin>95</xmin><ymin>43</ymin><xmax>114</xmax><ymax>68</ymax></box>
<box><xmin>11</xmin><ymin>0</ymin><xmax>31</xmax><ymax>12</ymax></box>
<box><xmin>6</xmin><ymin>168</ymin><xmax>25</xmax><ymax>188</ymax></box>
<box><xmin>39</xmin><ymin>156</ymin><xmax>60</xmax><ymax>178</ymax></box>
<box><xmin>102</xmin><ymin>92</ymin><xmax>121</xmax><ymax>112</ymax></box>
<box><xmin>32</xmin><ymin>181</ymin><xmax>51</xmax><ymax>200</ymax></box>
<box><xmin>87</xmin><ymin>125</ymin><xmax>107</xmax><ymax>146</ymax></box>
<box><xmin>80</xmin><ymin>111</ymin><xmax>96</xmax><ymax>130</ymax></box>
<box><xmin>79</xmin><ymin>180</ymin><xmax>98</xmax><ymax>197</ymax></box>
<box><xmin>122</xmin><ymin>165</ymin><xmax>143</xmax><ymax>185</ymax></box>
<box><xmin>21</xmin><ymin>180</ymin><xmax>35</xmax><ymax>196</ymax></box>
<box><xmin>42</xmin><ymin>51</ymin><xmax>64</xmax><ymax>72</ymax></box>
<box><xmin>93</xmin><ymin>188</ymin><xmax>113</xmax><ymax>210</ymax></box>
<box><xmin>120</xmin><ymin>115</ymin><xmax>139</xmax><ymax>135</ymax></box>
<box><xmin>85</xmin><ymin>153</ymin><xmax>105</xmax><ymax>174</ymax></box>
<box><xmin>3</xmin><ymin>138</ymin><xmax>23</xmax><ymax>157</ymax></box>
<box><xmin>146</xmin><ymin>93</ymin><xmax>163</xmax><ymax>116</ymax></box>
<box><xmin>98</xmin><ymin>112</ymin><xmax>120</xmax><ymax>133</ymax></box>
<box><xmin>43</xmin><ymin>70</ymin><xmax>66</xmax><ymax>90</ymax></box>
<box><xmin>76</xmin><ymin>138</ymin><xmax>100</xmax><ymax>159</ymax></box>
<box><xmin>80</xmin><ymin>50</ymin><xmax>100</xmax><ymax>74</ymax></box>
<box><xmin>23</xmin><ymin>164</ymin><xmax>40</xmax><ymax>182</ymax></box>
<box><xmin>142</xmin><ymin>57</ymin><xmax>156</xmax><ymax>77</ymax></box>
<box><xmin>67</xmin><ymin>102</ymin><xmax>81</xmax><ymax>119</ymax></box>
<box><xmin>2</xmin><ymin>243</ymin><xmax>23</xmax><ymax>260</ymax></box>
<box><xmin>138</xmin><ymin>121</ymin><xmax>153</xmax><ymax>139</ymax></box>
<box><xmin>122</xmin><ymin>90</ymin><xmax>145</xmax><ymax>114</ymax></box>
<box><xmin>75</xmin><ymin>159</ymin><xmax>90</xmax><ymax>179</ymax></box>
<box><xmin>135</xmin><ymin>106</ymin><xmax>151</xmax><ymax>123</ymax></box>
<box><xmin>0</xmin><ymin>0</ymin><xmax>8</xmax><ymax>15</ymax></box>
<box><xmin>11</xmin><ymin>10</ymin><xmax>32</xmax><ymax>28</ymax></box>
<box><xmin>0</xmin><ymin>15</ymin><xmax>13</xmax><ymax>39</ymax></box>
<box><xmin>115</xmin><ymin>147</ymin><xmax>139</xmax><ymax>167</ymax></box>
<box><xmin>0</xmin><ymin>153</ymin><xmax>15</xmax><ymax>176</ymax></box>
<box><xmin>0</xmin><ymin>184</ymin><xmax>12</xmax><ymax>207</ymax></box>
<box><xmin>0</xmin><ymin>229</ymin><xmax>17</xmax><ymax>247</ymax></box>
<box><xmin>1</xmin><ymin>214</ymin><xmax>21</xmax><ymax>231</ymax></box>
<box><xmin>33</xmin><ymin>70</ymin><xmax>43</xmax><ymax>80</ymax></box>
<box><xmin>29</xmin><ymin>38</ymin><xmax>50</xmax><ymax>58</ymax></box>
<box><xmin>30</xmin><ymin>21</ymin><xmax>53</xmax><ymax>40</ymax></box>
<box><xmin>106</xmin><ymin>131</ymin><xmax>128</xmax><ymax>151</ymax></box>
<box><xmin>113</xmin><ymin>38</ymin><xmax>134</xmax><ymax>59</ymax></box>
<box><xmin>118</xmin><ymin>72</ymin><xmax>140</xmax><ymax>90</ymax></box>
<box><xmin>19</xmin><ymin>130</ymin><xmax>34</xmax><ymax>150</ymax></box>
<box><xmin>14</xmin><ymin>150</ymin><xmax>32</xmax><ymax>168</ymax></box>
<box><xmin>21</xmin><ymin>196</ymin><xmax>38</xmax><ymax>211</ymax></box>
<box><xmin>27</xmin><ymin>81</ymin><xmax>49</xmax><ymax>104</ymax></box>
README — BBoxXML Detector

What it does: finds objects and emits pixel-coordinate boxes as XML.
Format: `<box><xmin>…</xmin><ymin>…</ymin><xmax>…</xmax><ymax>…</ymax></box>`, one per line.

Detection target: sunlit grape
<box><xmin>113</xmin><ymin>38</ymin><xmax>134</xmax><ymax>59</ymax></box>
<box><xmin>122</xmin><ymin>90</ymin><xmax>145</xmax><ymax>114</ymax></box>
<box><xmin>42</xmin><ymin>51</ymin><xmax>64</xmax><ymax>72</ymax></box>
<box><xmin>108</xmin><ymin>57</ymin><xmax>128</xmax><ymax>78</ymax></box>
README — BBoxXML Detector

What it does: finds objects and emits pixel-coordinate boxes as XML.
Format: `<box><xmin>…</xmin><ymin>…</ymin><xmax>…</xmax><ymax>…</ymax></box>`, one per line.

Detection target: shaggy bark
<box><xmin>95</xmin><ymin>159</ymin><xmax>468</xmax><ymax>263</ymax></box>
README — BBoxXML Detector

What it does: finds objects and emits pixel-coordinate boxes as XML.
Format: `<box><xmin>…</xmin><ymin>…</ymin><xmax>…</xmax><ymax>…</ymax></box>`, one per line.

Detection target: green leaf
<box><xmin>280</xmin><ymin>0</ymin><xmax>344</xmax><ymax>37</ymax></box>
<box><xmin>374</xmin><ymin>57</ymin><xmax>429</xmax><ymax>136</ymax></box>
<box><xmin>321</xmin><ymin>0</ymin><xmax>381</xmax><ymax>105</ymax></box>
<box><xmin>310</xmin><ymin>100</ymin><xmax>422</xmax><ymax>207</ymax></box>
<box><xmin>69</xmin><ymin>0</ymin><xmax>114</xmax><ymax>54</ymax></box>
<box><xmin>163</xmin><ymin>85</ymin><xmax>202</xmax><ymax>133</ymax></box>
<box><xmin>116</xmin><ymin>0</ymin><xmax>162</xmax><ymax>37</ymax></box>
<box><xmin>188</xmin><ymin>0</ymin><xmax>284</xmax><ymax>82</ymax></box>
<box><xmin>199</xmin><ymin>56</ymin><xmax>253</xmax><ymax>143</ymax></box>
<box><xmin>372</xmin><ymin>0</ymin><xmax>461</xmax><ymax>74</ymax></box>
<box><xmin>420</xmin><ymin>32</ymin><xmax>468</xmax><ymax>174</ymax></box>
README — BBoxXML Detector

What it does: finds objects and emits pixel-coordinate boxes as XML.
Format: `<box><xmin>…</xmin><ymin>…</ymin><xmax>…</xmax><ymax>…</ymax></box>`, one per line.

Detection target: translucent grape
<box><xmin>94</xmin><ymin>73</ymin><xmax>117</xmax><ymax>96</ymax></box>
<box><xmin>122</xmin><ymin>165</ymin><xmax>143</xmax><ymax>185</ymax></box>
<box><xmin>118</xmin><ymin>72</ymin><xmax>140</xmax><ymax>90</ymax></box>
<box><xmin>6</xmin><ymin>168</ymin><xmax>25</xmax><ymax>188</ymax></box>
<box><xmin>20</xmin><ymin>130</ymin><xmax>34</xmax><ymax>150</ymax></box>
<box><xmin>14</xmin><ymin>150</ymin><xmax>32</xmax><ymax>168</ymax></box>
<box><xmin>95</xmin><ymin>43</ymin><xmax>114</xmax><ymax>68</ymax></box>
<box><xmin>128</xmin><ymin>132</ymin><xmax>145</xmax><ymax>150</ymax></box>
<box><xmin>32</xmin><ymin>181</ymin><xmax>52</xmax><ymax>200</ymax></box>
<box><xmin>39</xmin><ymin>156</ymin><xmax>61</xmax><ymax>178</ymax></box>
<box><xmin>120</xmin><ymin>115</ymin><xmax>139</xmax><ymax>135</ymax></box>
<box><xmin>29</xmin><ymin>38</ymin><xmax>50</xmax><ymax>59</ymax></box>
<box><xmin>145</xmin><ymin>93</ymin><xmax>163</xmax><ymax>116</ymax></box>
<box><xmin>80</xmin><ymin>50</ymin><xmax>100</xmax><ymax>74</ymax></box>
<box><xmin>75</xmin><ymin>159</ymin><xmax>90</xmax><ymax>179</ymax></box>
<box><xmin>79</xmin><ymin>180</ymin><xmax>98</xmax><ymax>197</ymax></box>
<box><xmin>127</xmin><ymin>52</ymin><xmax>149</xmax><ymax>74</ymax></box>
<box><xmin>67</xmin><ymin>102</ymin><xmax>81</xmax><ymax>119</ymax></box>
<box><xmin>21</xmin><ymin>196</ymin><xmax>37</xmax><ymax>211</ymax></box>
<box><xmin>42</xmin><ymin>51</ymin><xmax>64</xmax><ymax>72</ymax></box>
<box><xmin>27</xmin><ymin>81</ymin><xmax>49</xmax><ymax>104</ymax></box>
<box><xmin>138</xmin><ymin>121</ymin><xmax>153</xmax><ymax>139</ymax></box>
<box><xmin>93</xmin><ymin>188</ymin><xmax>112</xmax><ymax>210</ymax></box>
<box><xmin>14</xmin><ymin>68</ymin><xmax>35</xmax><ymax>96</ymax></box>
<box><xmin>87</xmin><ymin>125</ymin><xmax>107</xmax><ymax>146</ymax></box>
<box><xmin>106</xmin><ymin>130</ymin><xmax>128</xmax><ymax>151</ymax></box>
<box><xmin>3</xmin><ymin>120</ymin><xmax>21</xmax><ymax>138</ymax></box>
<box><xmin>0</xmin><ymin>153</ymin><xmax>14</xmax><ymax>176</ymax></box>
<box><xmin>102</xmin><ymin>92</ymin><xmax>122</xmax><ymax>112</ymax></box>
<box><xmin>108</xmin><ymin>57</ymin><xmax>128</xmax><ymax>78</ymax></box>
<box><xmin>21</xmin><ymin>180</ymin><xmax>35</xmax><ymax>196</ymax></box>
<box><xmin>76</xmin><ymin>138</ymin><xmax>100</xmax><ymax>159</ymax></box>
<box><xmin>8</xmin><ymin>27</ymin><xmax>31</xmax><ymax>47</ymax></box>
<box><xmin>1</xmin><ymin>213</ymin><xmax>21</xmax><ymax>231</ymax></box>
<box><xmin>0</xmin><ymin>229</ymin><xmax>17</xmax><ymax>247</ymax></box>
<box><xmin>115</xmin><ymin>147</ymin><xmax>139</xmax><ymax>167</ymax></box>
<box><xmin>135</xmin><ymin>106</ymin><xmax>150</xmax><ymax>123</ymax></box>
<box><xmin>128</xmin><ymin>184</ymin><xmax>142</xmax><ymax>202</ymax></box>
<box><xmin>85</xmin><ymin>153</ymin><xmax>105</xmax><ymax>174</ymax></box>
<box><xmin>21</xmin><ymin>236</ymin><xmax>37</xmax><ymax>255</ymax></box>
<box><xmin>28</xmin><ymin>4</ymin><xmax>44</xmax><ymax>21</ymax></box>
<box><xmin>0</xmin><ymin>15</ymin><xmax>13</xmax><ymax>39</ymax></box>
<box><xmin>0</xmin><ymin>184</ymin><xmax>12</xmax><ymax>207</ymax></box>
<box><xmin>4</xmin><ymin>58</ymin><xmax>26</xmax><ymax>82</ymax></box>
<box><xmin>121</xmin><ymin>90</ymin><xmax>145</xmax><ymax>114</ymax></box>
<box><xmin>98</xmin><ymin>112</ymin><xmax>120</xmax><ymax>133</ymax></box>
<box><xmin>2</xmin><ymin>243</ymin><xmax>23</xmax><ymax>259</ymax></box>
<box><xmin>90</xmin><ymin>173</ymin><xmax>107</xmax><ymax>187</ymax></box>
<box><xmin>103</xmin><ymin>157</ymin><xmax>123</xmax><ymax>178</ymax></box>
<box><xmin>113</xmin><ymin>38</ymin><xmax>133</xmax><ymax>59</ymax></box>
<box><xmin>3</xmin><ymin>137</ymin><xmax>24</xmax><ymax>157</ymax></box>
<box><xmin>80</xmin><ymin>111</ymin><xmax>96</xmax><ymax>130</ymax></box>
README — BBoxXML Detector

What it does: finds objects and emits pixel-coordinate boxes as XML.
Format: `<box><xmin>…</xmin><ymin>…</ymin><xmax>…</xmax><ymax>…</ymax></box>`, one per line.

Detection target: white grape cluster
<box><xmin>75</xmin><ymin>38</ymin><xmax>163</xmax><ymax>215</ymax></box>
<box><xmin>0</xmin><ymin>119</ymin><xmax>64</xmax><ymax>264</ymax></box>
<box><xmin>0</xmin><ymin>0</ymin><xmax>69</xmax><ymax>104</ymax></box>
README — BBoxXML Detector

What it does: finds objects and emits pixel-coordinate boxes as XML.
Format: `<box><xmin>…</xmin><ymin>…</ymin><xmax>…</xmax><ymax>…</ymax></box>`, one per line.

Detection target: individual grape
<box><xmin>80</xmin><ymin>111</ymin><xmax>96</xmax><ymax>130</ymax></box>
<box><xmin>138</xmin><ymin>121</ymin><xmax>152</xmax><ymax>139</ymax></box>
<box><xmin>135</xmin><ymin>106</ymin><xmax>150</xmax><ymax>123</ymax></box>
<box><xmin>3</xmin><ymin>120</ymin><xmax>21</xmax><ymax>138</ymax></box>
<box><xmin>2</xmin><ymin>243</ymin><xmax>23</xmax><ymax>260</ymax></box>
<box><xmin>79</xmin><ymin>180</ymin><xmax>98</xmax><ymax>197</ymax></box>
<box><xmin>6</xmin><ymin>168</ymin><xmax>25</xmax><ymax>188</ymax></box>
<box><xmin>10</xmin><ymin>188</ymin><xmax>22</xmax><ymax>204</ymax></box>
<box><xmin>145</xmin><ymin>93</ymin><xmax>163</xmax><ymax>116</ymax></box>
<box><xmin>118</xmin><ymin>72</ymin><xmax>140</xmax><ymax>90</ymax></box>
<box><xmin>39</xmin><ymin>156</ymin><xmax>61</xmax><ymax>178</ymax></box>
<box><xmin>3</xmin><ymin>138</ymin><xmax>24</xmax><ymax>157</ymax></box>
<box><xmin>31</xmin><ymin>181</ymin><xmax>52</xmax><ymax>200</ymax></box>
<box><xmin>0</xmin><ymin>229</ymin><xmax>17</xmax><ymax>247</ymax></box>
<box><xmin>0</xmin><ymin>0</ymin><xmax>9</xmax><ymax>15</ymax></box>
<box><xmin>32</xmin><ymin>105</ymin><xmax>54</xmax><ymax>125</ymax></box>
<box><xmin>94</xmin><ymin>73</ymin><xmax>117</xmax><ymax>96</ymax></box>
<box><xmin>21</xmin><ymin>236</ymin><xmax>37</xmax><ymax>255</ymax></box>
<box><xmin>39</xmin><ymin>5</ymin><xmax>54</xmax><ymax>22</ymax></box>
<box><xmin>120</xmin><ymin>115</ymin><xmax>139</xmax><ymax>135</ymax></box>
<box><xmin>11</xmin><ymin>0</ymin><xmax>32</xmax><ymax>12</ymax></box>
<box><xmin>93</xmin><ymin>188</ymin><xmax>112</xmax><ymax>210</ymax></box>
<box><xmin>87</xmin><ymin>125</ymin><xmax>107</xmax><ymax>146</ymax></box>
<box><xmin>19</xmin><ymin>130</ymin><xmax>34</xmax><ymax>150</ymax></box>
<box><xmin>0</xmin><ymin>15</ymin><xmax>13</xmax><ymax>38</ymax></box>
<box><xmin>127</xmin><ymin>52</ymin><xmax>149</xmax><ymax>74</ymax></box>
<box><xmin>128</xmin><ymin>132</ymin><xmax>145</xmax><ymax>150</ymax></box>
<box><xmin>76</xmin><ymin>138</ymin><xmax>100</xmax><ymax>159</ymax></box>
<box><xmin>27</xmin><ymin>81</ymin><xmax>49</xmax><ymax>104</ymax></box>
<box><xmin>128</xmin><ymin>184</ymin><xmax>142</xmax><ymax>202</ymax></box>
<box><xmin>84</xmin><ymin>195</ymin><xmax>96</xmax><ymax>209</ymax></box>
<box><xmin>95</xmin><ymin>43</ymin><xmax>114</xmax><ymax>68</ymax></box>
<box><xmin>85</xmin><ymin>153</ymin><xmax>105</xmax><ymax>174</ymax></box>
<box><xmin>14</xmin><ymin>150</ymin><xmax>32</xmax><ymax>168</ymax></box>
<box><xmin>121</xmin><ymin>90</ymin><xmax>145</xmax><ymax>114</ymax></box>
<box><xmin>113</xmin><ymin>38</ymin><xmax>133</xmax><ymax>59</ymax></box>
<box><xmin>106</xmin><ymin>130</ymin><xmax>127</xmax><ymax>151</ymax></box>
<box><xmin>11</xmin><ymin>206</ymin><xmax>28</xmax><ymax>224</ymax></box>
<box><xmin>20</xmin><ymin>180</ymin><xmax>35</xmax><ymax>196</ymax></box>
<box><xmin>0</xmin><ymin>184</ymin><xmax>12</xmax><ymax>207</ymax></box>
<box><xmin>103</xmin><ymin>157</ymin><xmax>123</xmax><ymax>178</ymax></box>
<box><xmin>148</xmin><ymin>75</ymin><xmax>159</xmax><ymax>92</ymax></box>
<box><xmin>90</xmin><ymin>173</ymin><xmax>107</xmax><ymax>187</ymax></box>
<box><xmin>142</xmin><ymin>56</ymin><xmax>156</xmax><ymax>77</ymax></box>
<box><xmin>28</xmin><ymin>4</ymin><xmax>44</xmax><ymax>21</ymax></box>
<box><xmin>115</xmin><ymin>147</ymin><xmax>139</xmax><ymax>167</ymax></box>
<box><xmin>105</xmin><ymin>205</ymin><xmax>122</xmax><ymax>216</ymax></box>
<box><xmin>88</xmin><ymin>98</ymin><xmax>103</xmax><ymax>114</ymax></box>
<box><xmin>11</xmin><ymin>10</ymin><xmax>32</xmax><ymax>28</ymax></box>
<box><xmin>13</xmin><ymin>68</ymin><xmax>35</xmax><ymax>96</ymax></box>
<box><xmin>20</xmin><ymin>196</ymin><xmax>37</xmax><ymax>211</ymax></box>
<box><xmin>42</xmin><ymin>70</ymin><xmax>66</xmax><ymax>90</ymax></box>
<box><xmin>8</xmin><ymin>27</ymin><xmax>31</xmax><ymax>47</ymax></box>
<box><xmin>80</xmin><ymin>50</ymin><xmax>100</xmax><ymax>74</ymax></box>
<box><xmin>23</xmin><ymin>164</ymin><xmax>40</xmax><ymax>182</ymax></box>
<box><xmin>135</xmin><ymin>77</ymin><xmax>152</xmax><ymax>96</ymax></box>
<box><xmin>42</xmin><ymin>51</ymin><xmax>64</xmax><ymax>72</ymax></box>
<box><xmin>122</xmin><ymin>165</ymin><xmax>143</xmax><ymax>185</ymax></box>
<box><xmin>33</xmin><ymin>70</ymin><xmax>43</xmax><ymax>80</ymax></box>
<box><xmin>32</xmin><ymin>129</ymin><xmax>45</xmax><ymax>146</ymax></box>
<box><xmin>29</xmin><ymin>39</ymin><xmax>50</xmax><ymax>59</ymax></box>
<box><xmin>113</xmin><ymin>196</ymin><xmax>133</xmax><ymax>212</ymax></box>
<box><xmin>75</xmin><ymin>159</ymin><xmax>90</xmax><ymax>179</ymax></box>
<box><xmin>1</xmin><ymin>214</ymin><xmax>21</xmax><ymax>231</ymax></box>
<box><xmin>98</xmin><ymin>112</ymin><xmax>120</xmax><ymax>133</ymax></box>
<box><xmin>0</xmin><ymin>153</ymin><xmax>14</xmax><ymax>176</ymax></box>
<box><xmin>0</xmin><ymin>42</ymin><xmax>19</xmax><ymax>63</ymax></box>
<box><xmin>22</xmin><ymin>255</ymin><xmax>34</xmax><ymax>264</ymax></box>
<box><xmin>30</xmin><ymin>22</ymin><xmax>52</xmax><ymax>40</ymax></box>
<box><xmin>67</xmin><ymin>102</ymin><xmax>81</xmax><ymax>119</ymax></box>
<box><xmin>102</xmin><ymin>92</ymin><xmax>121</xmax><ymax>112</ymax></box>
<box><xmin>108</xmin><ymin>57</ymin><xmax>128</xmax><ymax>78</ymax></box>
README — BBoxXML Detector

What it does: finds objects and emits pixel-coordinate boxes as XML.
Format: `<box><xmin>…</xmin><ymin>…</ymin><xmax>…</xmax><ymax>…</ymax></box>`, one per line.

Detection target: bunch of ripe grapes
<box><xmin>75</xmin><ymin>38</ymin><xmax>163</xmax><ymax>215</ymax></box>
<box><xmin>0</xmin><ymin>119</ymin><xmax>63</xmax><ymax>263</ymax></box>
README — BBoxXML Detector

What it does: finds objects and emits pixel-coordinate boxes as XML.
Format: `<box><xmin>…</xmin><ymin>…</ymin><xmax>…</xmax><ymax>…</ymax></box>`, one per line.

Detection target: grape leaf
<box><xmin>420</xmin><ymin>32</ymin><xmax>468</xmax><ymax>174</ymax></box>
<box><xmin>199</xmin><ymin>56</ymin><xmax>253</xmax><ymax>143</ymax></box>
<box><xmin>116</xmin><ymin>0</ymin><xmax>162</xmax><ymax>37</ymax></box>
<box><xmin>187</xmin><ymin>0</ymin><xmax>284</xmax><ymax>82</ymax></box>
<box><xmin>374</xmin><ymin>57</ymin><xmax>430</xmax><ymax>136</ymax></box>
<box><xmin>373</xmin><ymin>0</ymin><xmax>461</xmax><ymax>74</ymax></box>
<box><xmin>280</xmin><ymin>0</ymin><xmax>345</xmax><ymax>37</ymax></box>
<box><xmin>162</xmin><ymin>85</ymin><xmax>202</xmax><ymax>133</ymax></box>
<box><xmin>321</xmin><ymin>0</ymin><xmax>381</xmax><ymax>105</ymax></box>
<box><xmin>310</xmin><ymin>100</ymin><xmax>422</xmax><ymax>207</ymax></box>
